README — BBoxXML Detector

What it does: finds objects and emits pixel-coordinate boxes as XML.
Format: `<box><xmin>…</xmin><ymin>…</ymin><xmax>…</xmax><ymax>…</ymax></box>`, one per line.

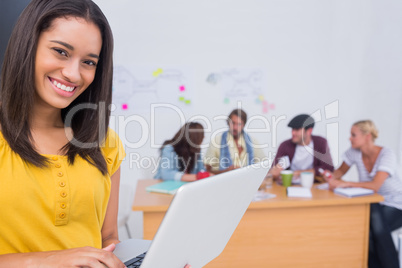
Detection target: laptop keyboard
<box><xmin>124</xmin><ymin>252</ymin><xmax>147</xmax><ymax>268</ymax></box>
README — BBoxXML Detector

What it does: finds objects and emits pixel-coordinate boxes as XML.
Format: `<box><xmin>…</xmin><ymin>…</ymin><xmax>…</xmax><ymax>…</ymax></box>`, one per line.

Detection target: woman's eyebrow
<box><xmin>50</xmin><ymin>40</ymin><xmax>100</xmax><ymax>59</ymax></box>
<box><xmin>50</xmin><ymin>40</ymin><xmax>74</xmax><ymax>50</ymax></box>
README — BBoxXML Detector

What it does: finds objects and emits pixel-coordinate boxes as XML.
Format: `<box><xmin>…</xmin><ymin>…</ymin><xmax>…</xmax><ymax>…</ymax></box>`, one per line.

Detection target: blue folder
<box><xmin>146</xmin><ymin>181</ymin><xmax>189</xmax><ymax>195</ymax></box>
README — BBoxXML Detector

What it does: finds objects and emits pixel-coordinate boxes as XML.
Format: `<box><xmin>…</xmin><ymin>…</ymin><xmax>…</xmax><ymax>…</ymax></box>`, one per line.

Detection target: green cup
<box><xmin>280</xmin><ymin>170</ymin><xmax>293</xmax><ymax>187</ymax></box>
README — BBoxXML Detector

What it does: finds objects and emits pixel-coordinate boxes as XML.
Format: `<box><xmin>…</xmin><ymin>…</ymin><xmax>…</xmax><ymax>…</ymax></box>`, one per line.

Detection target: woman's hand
<box><xmin>37</xmin><ymin>245</ymin><xmax>126</xmax><ymax>268</ymax></box>
<box><xmin>328</xmin><ymin>178</ymin><xmax>350</xmax><ymax>191</ymax></box>
<box><xmin>321</xmin><ymin>169</ymin><xmax>333</xmax><ymax>181</ymax></box>
<box><xmin>181</xmin><ymin>174</ymin><xmax>197</xmax><ymax>182</ymax></box>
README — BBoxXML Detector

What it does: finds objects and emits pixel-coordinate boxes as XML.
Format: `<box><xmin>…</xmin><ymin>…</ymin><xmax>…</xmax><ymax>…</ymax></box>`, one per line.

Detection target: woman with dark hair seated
<box><xmin>155</xmin><ymin>122</ymin><xmax>206</xmax><ymax>182</ymax></box>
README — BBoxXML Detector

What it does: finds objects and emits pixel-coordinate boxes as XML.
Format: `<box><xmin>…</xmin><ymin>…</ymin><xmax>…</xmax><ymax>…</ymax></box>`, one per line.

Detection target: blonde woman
<box><xmin>323</xmin><ymin>120</ymin><xmax>402</xmax><ymax>268</ymax></box>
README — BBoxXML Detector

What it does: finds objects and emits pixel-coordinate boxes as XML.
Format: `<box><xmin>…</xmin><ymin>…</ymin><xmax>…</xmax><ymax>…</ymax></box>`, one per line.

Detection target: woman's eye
<box><xmin>84</xmin><ymin>60</ymin><xmax>97</xmax><ymax>67</ymax></box>
<box><xmin>53</xmin><ymin>48</ymin><xmax>67</xmax><ymax>57</ymax></box>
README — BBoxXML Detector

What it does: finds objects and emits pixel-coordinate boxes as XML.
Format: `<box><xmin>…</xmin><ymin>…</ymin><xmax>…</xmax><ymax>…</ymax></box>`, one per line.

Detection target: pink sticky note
<box><xmin>122</xmin><ymin>104</ymin><xmax>128</xmax><ymax>110</ymax></box>
<box><xmin>179</xmin><ymin>85</ymin><xmax>186</xmax><ymax>92</ymax></box>
<box><xmin>262</xmin><ymin>100</ymin><xmax>268</xmax><ymax>106</ymax></box>
<box><xmin>263</xmin><ymin>106</ymin><xmax>268</xmax><ymax>113</ymax></box>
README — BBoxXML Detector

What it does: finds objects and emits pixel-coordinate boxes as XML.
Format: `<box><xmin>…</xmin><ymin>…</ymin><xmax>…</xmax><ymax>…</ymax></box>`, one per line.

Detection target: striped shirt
<box><xmin>343</xmin><ymin>147</ymin><xmax>402</xmax><ymax>210</ymax></box>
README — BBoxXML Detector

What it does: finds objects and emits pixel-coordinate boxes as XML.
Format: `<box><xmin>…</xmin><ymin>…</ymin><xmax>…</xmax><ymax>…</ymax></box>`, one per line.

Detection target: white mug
<box><xmin>300</xmin><ymin>172</ymin><xmax>314</xmax><ymax>188</ymax></box>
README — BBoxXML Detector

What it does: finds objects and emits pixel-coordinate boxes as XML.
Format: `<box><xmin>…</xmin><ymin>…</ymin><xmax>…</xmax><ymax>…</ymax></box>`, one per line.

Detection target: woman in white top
<box><xmin>323</xmin><ymin>120</ymin><xmax>402</xmax><ymax>268</ymax></box>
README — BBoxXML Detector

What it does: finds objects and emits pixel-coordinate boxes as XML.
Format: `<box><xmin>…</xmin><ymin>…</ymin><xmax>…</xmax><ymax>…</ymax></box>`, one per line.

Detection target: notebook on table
<box><xmin>114</xmin><ymin>161</ymin><xmax>269</xmax><ymax>268</ymax></box>
<box><xmin>145</xmin><ymin>181</ymin><xmax>188</xmax><ymax>195</ymax></box>
<box><xmin>334</xmin><ymin>187</ymin><xmax>374</xmax><ymax>198</ymax></box>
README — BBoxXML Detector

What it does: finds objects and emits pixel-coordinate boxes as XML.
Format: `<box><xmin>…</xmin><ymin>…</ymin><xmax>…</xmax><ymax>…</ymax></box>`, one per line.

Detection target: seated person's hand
<box><xmin>182</xmin><ymin>174</ymin><xmax>198</xmax><ymax>182</ymax></box>
<box><xmin>41</xmin><ymin>244</ymin><xmax>125</xmax><ymax>268</ymax></box>
<box><xmin>319</xmin><ymin>168</ymin><xmax>333</xmax><ymax>181</ymax></box>
<box><xmin>292</xmin><ymin>170</ymin><xmax>301</xmax><ymax>179</ymax></box>
<box><xmin>269</xmin><ymin>164</ymin><xmax>283</xmax><ymax>179</ymax></box>
<box><xmin>328</xmin><ymin>178</ymin><xmax>349</xmax><ymax>190</ymax></box>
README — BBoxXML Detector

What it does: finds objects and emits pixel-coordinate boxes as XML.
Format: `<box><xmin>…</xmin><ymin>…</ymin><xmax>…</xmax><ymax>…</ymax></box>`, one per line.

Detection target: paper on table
<box><xmin>315</xmin><ymin>183</ymin><xmax>329</xmax><ymax>190</ymax></box>
<box><xmin>334</xmin><ymin>187</ymin><xmax>374</xmax><ymax>198</ymax></box>
<box><xmin>252</xmin><ymin>191</ymin><xmax>276</xmax><ymax>201</ymax></box>
<box><xmin>287</xmin><ymin>186</ymin><xmax>312</xmax><ymax>198</ymax></box>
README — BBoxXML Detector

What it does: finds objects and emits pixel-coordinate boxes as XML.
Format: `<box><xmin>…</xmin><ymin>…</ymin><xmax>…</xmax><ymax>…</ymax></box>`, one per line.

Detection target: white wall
<box><xmin>93</xmin><ymin>0</ymin><xmax>402</xmax><ymax>188</ymax></box>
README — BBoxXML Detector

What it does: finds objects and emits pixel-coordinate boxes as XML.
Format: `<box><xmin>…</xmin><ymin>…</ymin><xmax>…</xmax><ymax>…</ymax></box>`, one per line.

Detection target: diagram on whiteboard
<box><xmin>206</xmin><ymin>68</ymin><xmax>275</xmax><ymax>114</ymax></box>
<box><xmin>112</xmin><ymin>65</ymin><xmax>193</xmax><ymax>112</ymax></box>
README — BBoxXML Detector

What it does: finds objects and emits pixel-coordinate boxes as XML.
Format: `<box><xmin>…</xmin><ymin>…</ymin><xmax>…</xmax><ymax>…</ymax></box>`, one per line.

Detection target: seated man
<box><xmin>270</xmin><ymin>114</ymin><xmax>334</xmax><ymax>181</ymax></box>
<box><xmin>204</xmin><ymin>109</ymin><xmax>265</xmax><ymax>174</ymax></box>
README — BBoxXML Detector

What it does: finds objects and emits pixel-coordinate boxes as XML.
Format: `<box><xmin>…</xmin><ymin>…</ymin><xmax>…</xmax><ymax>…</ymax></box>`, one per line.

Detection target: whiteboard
<box><xmin>93</xmin><ymin>0</ymin><xmax>402</xmax><ymax>184</ymax></box>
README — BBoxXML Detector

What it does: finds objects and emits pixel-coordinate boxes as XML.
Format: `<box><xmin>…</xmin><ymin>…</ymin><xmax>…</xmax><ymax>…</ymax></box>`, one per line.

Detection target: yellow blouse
<box><xmin>0</xmin><ymin>128</ymin><xmax>125</xmax><ymax>254</ymax></box>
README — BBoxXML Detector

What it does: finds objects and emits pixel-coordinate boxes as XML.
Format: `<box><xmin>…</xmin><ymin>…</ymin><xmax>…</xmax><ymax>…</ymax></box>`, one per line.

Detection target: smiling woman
<box><xmin>34</xmin><ymin>16</ymin><xmax>102</xmax><ymax>110</ymax></box>
<box><xmin>0</xmin><ymin>0</ymin><xmax>127</xmax><ymax>267</ymax></box>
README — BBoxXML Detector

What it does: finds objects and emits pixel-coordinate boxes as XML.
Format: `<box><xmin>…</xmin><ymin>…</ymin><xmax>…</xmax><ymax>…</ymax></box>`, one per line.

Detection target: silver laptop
<box><xmin>114</xmin><ymin>161</ymin><xmax>268</xmax><ymax>268</ymax></box>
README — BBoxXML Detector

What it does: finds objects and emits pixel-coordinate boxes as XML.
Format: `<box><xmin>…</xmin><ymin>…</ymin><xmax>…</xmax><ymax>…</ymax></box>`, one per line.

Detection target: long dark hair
<box><xmin>0</xmin><ymin>0</ymin><xmax>114</xmax><ymax>175</ymax></box>
<box><xmin>161</xmin><ymin>122</ymin><xmax>204</xmax><ymax>173</ymax></box>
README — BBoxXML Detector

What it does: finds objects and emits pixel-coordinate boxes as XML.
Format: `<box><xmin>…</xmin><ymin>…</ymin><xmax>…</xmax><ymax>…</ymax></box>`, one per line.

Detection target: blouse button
<box><xmin>52</xmin><ymin>156</ymin><xmax>58</xmax><ymax>161</ymax></box>
<box><xmin>59</xmin><ymin>212</ymin><xmax>66</xmax><ymax>219</ymax></box>
<box><xmin>55</xmin><ymin>163</ymin><xmax>61</xmax><ymax>168</ymax></box>
<box><xmin>60</xmin><ymin>191</ymin><xmax>67</xmax><ymax>198</ymax></box>
<box><xmin>60</xmin><ymin>203</ymin><xmax>67</xmax><ymax>209</ymax></box>
<box><xmin>57</xmin><ymin>172</ymin><xmax>63</xmax><ymax>177</ymax></box>
<box><xmin>59</xmin><ymin>181</ymin><xmax>66</xmax><ymax>187</ymax></box>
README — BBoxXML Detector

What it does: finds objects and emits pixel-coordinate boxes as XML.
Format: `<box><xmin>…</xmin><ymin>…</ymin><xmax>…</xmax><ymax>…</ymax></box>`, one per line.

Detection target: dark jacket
<box><xmin>272</xmin><ymin>135</ymin><xmax>334</xmax><ymax>176</ymax></box>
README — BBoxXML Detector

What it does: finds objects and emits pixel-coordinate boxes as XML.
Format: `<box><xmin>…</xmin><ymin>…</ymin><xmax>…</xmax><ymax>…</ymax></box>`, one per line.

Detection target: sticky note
<box><xmin>152</xmin><ymin>68</ymin><xmax>163</xmax><ymax>77</ymax></box>
<box><xmin>179</xmin><ymin>96</ymin><xmax>185</xmax><ymax>102</ymax></box>
<box><xmin>122</xmin><ymin>103</ymin><xmax>128</xmax><ymax>110</ymax></box>
<box><xmin>259</xmin><ymin>95</ymin><xmax>264</xmax><ymax>101</ymax></box>
<box><xmin>224</xmin><ymin>98</ymin><xmax>230</xmax><ymax>104</ymax></box>
<box><xmin>179</xmin><ymin>85</ymin><xmax>186</xmax><ymax>92</ymax></box>
<box><xmin>185</xmin><ymin>99</ymin><xmax>191</xmax><ymax>104</ymax></box>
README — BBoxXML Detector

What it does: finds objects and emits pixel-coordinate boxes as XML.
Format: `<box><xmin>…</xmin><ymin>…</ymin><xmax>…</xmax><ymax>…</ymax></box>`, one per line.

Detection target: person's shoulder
<box><xmin>101</xmin><ymin>128</ymin><xmax>125</xmax><ymax>158</ymax></box>
<box><xmin>103</xmin><ymin>128</ymin><xmax>122</xmax><ymax>147</ymax></box>
<box><xmin>379</xmin><ymin>147</ymin><xmax>396</xmax><ymax>158</ymax></box>
<box><xmin>244</xmin><ymin>132</ymin><xmax>257</xmax><ymax>143</ymax></box>
<box><xmin>312</xmin><ymin>135</ymin><xmax>328</xmax><ymax>143</ymax></box>
<box><xmin>162</xmin><ymin>144</ymin><xmax>174</xmax><ymax>152</ymax></box>
<box><xmin>207</xmin><ymin>131</ymin><xmax>225</xmax><ymax>146</ymax></box>
<box><xmin>278</xmin><ymin>138</ymin><xmax>293</xmax><ymax>146</ymax></box>
<box><xmin>380</xmin><ymin>146</ymin><xmax>393</xmax><ymax>153</ymax></box>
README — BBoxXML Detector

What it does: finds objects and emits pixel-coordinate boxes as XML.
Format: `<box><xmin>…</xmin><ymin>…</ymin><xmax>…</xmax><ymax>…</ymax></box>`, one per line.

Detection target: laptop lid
<box><xmin>115</xmin><ymin>161</ymin><xmax>268</xmax><ymax>268</ymax></box>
